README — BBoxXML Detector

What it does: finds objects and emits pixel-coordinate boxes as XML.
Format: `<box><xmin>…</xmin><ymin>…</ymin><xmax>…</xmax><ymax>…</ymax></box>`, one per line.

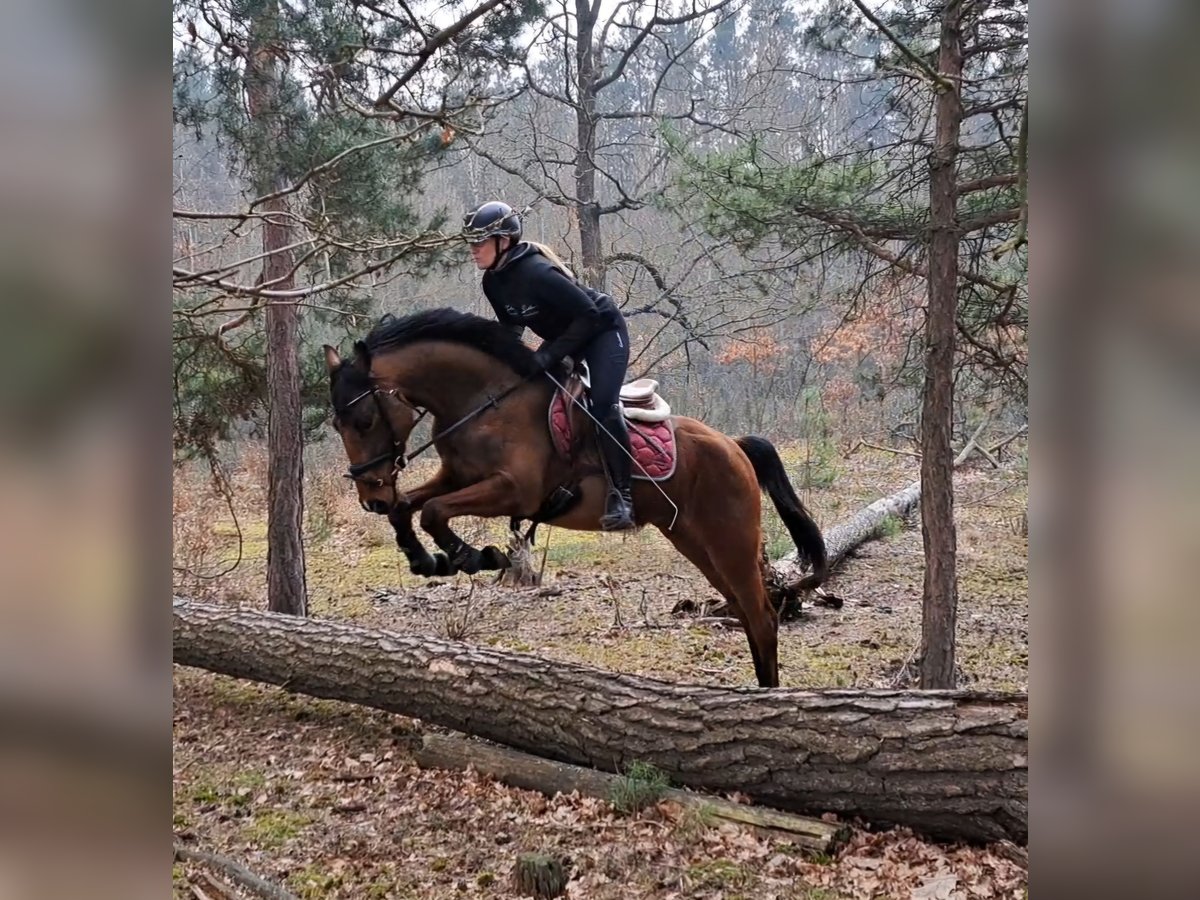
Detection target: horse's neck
<box><xmin>384</xmin><ymin>342</ymin><xmax>518</xmax><ymax>418</ymax></box>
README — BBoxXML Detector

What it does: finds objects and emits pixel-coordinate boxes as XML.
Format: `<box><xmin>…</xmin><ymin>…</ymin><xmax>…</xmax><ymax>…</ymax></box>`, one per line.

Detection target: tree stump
<box><xmin>497</xmin><ymin>528</ymin><xmax>541</xmax><ymax>587</ymax></box>
<box><xmin>512</xmin><ymin>853</ymin><xmax>568</xmax><ymax>899</ymax></box>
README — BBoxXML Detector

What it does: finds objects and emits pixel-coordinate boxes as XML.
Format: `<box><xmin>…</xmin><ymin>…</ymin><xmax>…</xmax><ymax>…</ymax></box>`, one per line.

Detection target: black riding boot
<box><xmin>597</xmin><ymin>403</ymin><xmax>636</xmax><ymax>531</ymax></box>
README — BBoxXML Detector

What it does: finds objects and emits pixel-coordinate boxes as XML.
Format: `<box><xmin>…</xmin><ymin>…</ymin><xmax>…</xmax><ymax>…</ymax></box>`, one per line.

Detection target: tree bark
<box><xmin>513</xmin><ymin>853</ymin><xmax>568</xmax><ymax>899</ymax></box>
<box><xmin>573</xmin><ymin>0</ymin><xmax>605</xmax><ymax>290</ymax></box>
<box><xmin>414</xmin><ymin>734</ymin><xmax>848</xmax><ymax>854</ymax></box>
<box><xmin>246</xmin><ymin>4</ymin><xmax>307</xmax><ymax>616</ymax></box>
<box><xmin>919</xmin><ymin>0</ymin><xmax>965</xmax><ymax>687</ymax></box>
<box><xmin>173</xmin><ymin>600</ymin><xmax>1027</xmax><ymax>845</ymax></box>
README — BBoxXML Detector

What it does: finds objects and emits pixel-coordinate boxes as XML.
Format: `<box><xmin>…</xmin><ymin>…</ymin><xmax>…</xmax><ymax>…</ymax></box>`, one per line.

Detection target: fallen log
<box><xmin>414</xmin><ymin>733</ymin><xmax>849</xmax><ymax>854</ymax></box>
<box><xmin>173</xmin><ymin>600</ymin><xmax>1027</xmax><ymax>845</ymax></box>
<box><xmin>769</xmin><ymin>419</ymin><xmax>997</xmax><ymax>593</ymax></box>
<box><xmin>174</xmin><ymin>845</ymin><xmax>299</xmax><ymax>900</ymax></box>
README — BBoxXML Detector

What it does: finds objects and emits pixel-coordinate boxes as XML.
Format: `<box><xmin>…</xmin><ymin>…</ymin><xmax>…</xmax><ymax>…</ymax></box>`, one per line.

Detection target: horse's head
<box><xmin>324</xmin><ymin>342</ymin><xmax>420</xmax><ymax>515</ymax></box>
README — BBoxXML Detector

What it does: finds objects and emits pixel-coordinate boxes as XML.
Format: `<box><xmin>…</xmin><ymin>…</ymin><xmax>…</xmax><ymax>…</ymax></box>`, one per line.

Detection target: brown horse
<box><xmin>324</xmin><ymin>308</ymin><xmax>827</xmax><ymax>687</ymax></box>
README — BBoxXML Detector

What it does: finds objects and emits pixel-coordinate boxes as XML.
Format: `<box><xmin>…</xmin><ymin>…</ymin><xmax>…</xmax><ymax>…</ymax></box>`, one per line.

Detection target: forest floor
<box><xmin>173</xmin><ymin>439</ymin><xmax>1029</xmax><ymax>899</ymax></box>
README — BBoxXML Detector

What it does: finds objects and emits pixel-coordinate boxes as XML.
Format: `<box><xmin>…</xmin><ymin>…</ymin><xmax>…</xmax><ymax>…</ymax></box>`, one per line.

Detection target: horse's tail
<box><xmin>735</xmin><ymin>435</ymin><xmax>828</xmax><ymax>589</ymax></box>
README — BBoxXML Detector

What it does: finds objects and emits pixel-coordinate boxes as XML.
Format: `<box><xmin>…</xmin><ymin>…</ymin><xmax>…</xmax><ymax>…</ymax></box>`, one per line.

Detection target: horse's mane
<box><xmin>359</xmin><ymin>307</ymin><xmax>539</xmax><ymax>377</ymax></box>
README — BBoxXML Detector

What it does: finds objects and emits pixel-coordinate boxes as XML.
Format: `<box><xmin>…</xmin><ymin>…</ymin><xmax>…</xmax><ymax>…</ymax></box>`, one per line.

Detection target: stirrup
<box><xmin>600</xmin><ymin>487</ymin><xmax>635</xmax><ymax>531</ymax></box>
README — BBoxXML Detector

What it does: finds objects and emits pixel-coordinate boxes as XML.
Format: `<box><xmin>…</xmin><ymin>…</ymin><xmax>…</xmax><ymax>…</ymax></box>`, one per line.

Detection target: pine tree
<box><xmin>172</xmin><ymin>0</ymin><xmax>544</xmax><ymax>613</ymax></box>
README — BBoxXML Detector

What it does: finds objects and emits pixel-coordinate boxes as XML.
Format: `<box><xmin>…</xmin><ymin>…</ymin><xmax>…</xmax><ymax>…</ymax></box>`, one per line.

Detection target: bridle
<box><xmin>341</xmin><ymin>385</ymin><xmax>427</xmax><ymax>487</ymax></box>
<box><xmin>341</xmin><ymin>375</ymin><xmax>533</xmax><ymax>487</ymax></box>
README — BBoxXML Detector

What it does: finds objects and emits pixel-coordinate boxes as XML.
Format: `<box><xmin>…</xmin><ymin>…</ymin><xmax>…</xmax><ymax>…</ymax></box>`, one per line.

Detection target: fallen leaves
<box><xmin>173</xmin><ymin>668</ymin><xmax>1027</xmax><ymax>899</ymax></box>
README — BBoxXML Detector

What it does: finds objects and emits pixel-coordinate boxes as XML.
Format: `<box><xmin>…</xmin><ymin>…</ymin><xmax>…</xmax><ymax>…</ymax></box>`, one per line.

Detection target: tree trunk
<box><xmin>414</xmin><ymin>734</ymin><xmax>849</xmax><ymax>854</ymax></box>
<box><xmin>246</xmin><ymin>5</ymin><xmax>307</xmax><ymax>616</ymax></box>
<box><xmin>573</xmin><ymin>0</ymin><xmax>604</xmax><ymax>290</ymax></box>
<box><xmin>173</xmin><ymin>600</ymin><xmax>1028</xmax><ymax>845</ymax></box>
<box><xmin>919</xmin><ymin>0</ymin><xmax>965</xmax><ymax>688</ymax></box>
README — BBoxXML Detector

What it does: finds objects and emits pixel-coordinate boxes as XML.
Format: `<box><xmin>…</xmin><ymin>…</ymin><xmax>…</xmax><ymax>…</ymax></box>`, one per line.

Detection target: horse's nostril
<box><xmin>366</xmin><ymin>499</ymin><xmax>389</xmax><ymax>515</ymax></box>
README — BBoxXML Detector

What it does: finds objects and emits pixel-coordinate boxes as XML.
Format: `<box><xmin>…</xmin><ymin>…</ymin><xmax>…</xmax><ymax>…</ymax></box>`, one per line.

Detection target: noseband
<box><xmin>342</xmin><ymin>386</ymin><xmax>426</xmax><ymax>487</ymax></box>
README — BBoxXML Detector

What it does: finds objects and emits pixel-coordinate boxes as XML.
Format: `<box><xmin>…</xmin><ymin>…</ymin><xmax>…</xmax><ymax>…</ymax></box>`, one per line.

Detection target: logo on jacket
<box><xmin>504</xmin><ymin>303</ymin><xmax>539</xmax><ymax>321</ymax></box>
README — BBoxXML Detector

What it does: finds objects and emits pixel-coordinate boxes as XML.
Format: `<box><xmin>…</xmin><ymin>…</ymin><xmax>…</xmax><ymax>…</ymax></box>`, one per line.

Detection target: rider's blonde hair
<box><xmin>524</xmin><ymin>240</ymin><xmax>577</xmax><ymax>281</ymax></box>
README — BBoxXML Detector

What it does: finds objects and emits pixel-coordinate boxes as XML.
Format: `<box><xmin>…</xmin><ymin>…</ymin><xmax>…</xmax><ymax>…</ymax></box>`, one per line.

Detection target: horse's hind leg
<box><xmin>662</xmin><ymin>526</ymin><xmax>778</xmax><ymax>688</ymax></box>
<box><xmin>710</xmin><ymin>534</ymin><xmax>780</xmax><ymax>688</ymax></box>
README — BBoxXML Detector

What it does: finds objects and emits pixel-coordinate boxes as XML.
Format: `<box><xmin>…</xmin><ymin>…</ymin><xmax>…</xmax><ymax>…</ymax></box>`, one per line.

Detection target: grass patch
<box><xmin>878</xmin><ymin>513</ymin><xmax>904</xmax><ymax>538</ymax></box>
<box><xmin>288</xmin><ymin>863</ymin><xmax>343</xmax><ymax>899</ymax></box>
<box><xmin>686</xmin><ymin>858</ymin><xmax>757</xmax><ymax>891</ymax></box>
<box><xmin>244</xmin><ymin>809</ymin><xmax>312</xmax><ymax>849</ymax></box>
<box><xmin>609</xmin><ymin>760</ymin><xmax>670</xmax><ymax>814</ymax></box>
<box><xmin>674</xmin><ymin>802</ymin><xmax>720</xmax><ymax>840</ymax></box>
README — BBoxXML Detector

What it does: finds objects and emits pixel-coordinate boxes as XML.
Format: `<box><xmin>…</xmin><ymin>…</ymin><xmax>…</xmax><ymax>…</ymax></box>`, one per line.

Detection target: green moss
<box><xmin>188</xmin><ymin>784</ymin><xmax>223</xmax><ymax>805</ymax></box>
<box><xmin>231</xmin><ymin>770</ymin><xmax>267</xmax><ymax>790</ymax></box>
<box><xmin>244</xmin><ymin>809</ymin><xmax>312</xmax><ymax>848</ymax></box>
<box><xmin>288</xmin><ymin>863</ymin><xmax>343</xmax><ymax>899</ymax></box>
<box><xmin>686</xmin><ymin>858</ymin><xmax>757</xmax><ymax>891</ymax></box>
<box><xmin>364</xmin><ymin>878</ymin><xmax>395</xmax><ymax>898</ymax></box>
<box><xmin>786</xmin><ymin>642</ymin><xmax>882</xmax><ymax>689</ymax></box>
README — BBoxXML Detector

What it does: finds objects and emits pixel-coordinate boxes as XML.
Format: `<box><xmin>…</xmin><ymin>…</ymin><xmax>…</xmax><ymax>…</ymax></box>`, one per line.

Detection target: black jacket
<box><xmin>481</xmin><ymin>242</ymin><xmax>623</xmax><ymax>365</ymax></box>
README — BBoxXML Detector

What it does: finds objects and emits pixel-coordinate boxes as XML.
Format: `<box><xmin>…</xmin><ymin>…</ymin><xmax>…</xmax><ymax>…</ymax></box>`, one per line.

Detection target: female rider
<box><xmin>461</xmin><ymin>200</ymin><xmax>635</xmax><ymax>531</ymax></box>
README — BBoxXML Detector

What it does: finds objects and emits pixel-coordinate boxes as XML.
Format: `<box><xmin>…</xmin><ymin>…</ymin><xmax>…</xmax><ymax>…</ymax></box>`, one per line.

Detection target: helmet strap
<box><xmin>486</xmin><ymin>235</ymin><xmax>507</xmax><ymax>271</ymax></box>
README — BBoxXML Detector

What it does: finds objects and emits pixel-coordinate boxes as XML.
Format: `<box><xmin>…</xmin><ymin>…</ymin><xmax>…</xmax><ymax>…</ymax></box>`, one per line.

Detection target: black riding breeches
<box><xmin>580</xmin><ymin>321</ymin><xmax>630</xmax><ymax>413</ymax></box>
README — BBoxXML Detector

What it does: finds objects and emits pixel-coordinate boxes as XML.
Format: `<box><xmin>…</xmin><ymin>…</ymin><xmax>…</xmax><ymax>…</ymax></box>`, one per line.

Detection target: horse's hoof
<box><xmin>409</xmin><ymin>554</ymin><xmax>439</xmax><ymax>577</ymax></box>
<box><xmin>480</xmin><ymin>545</ymin><xmax>511</xmax><ymax>570</ymax></box>
<box><xmin>454</xmin><ymin>553</ymin><xmax>482</xmax><ymax>575</ymax></box>
<box><xmin>432</xmin><ymin>553</ymin><xmax>456</xmax><ymax>577</ymax></box>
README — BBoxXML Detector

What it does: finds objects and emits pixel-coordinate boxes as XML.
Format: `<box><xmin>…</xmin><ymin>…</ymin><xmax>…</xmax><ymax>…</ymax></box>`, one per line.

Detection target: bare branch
<box><xmin>593</xmin><ymin>0</ymin><xmax>739</xmax><ymax>94</ymax></box>
<box><xmin>248</xmin><ymin>126</ymin><xmax>425</xmax><ymax>211</ymax></box>
<box><xmin>374</xmin><ymin>0</ymin><xmax>509</xmax><ymax>108</ymax></box>
<box><xmin>848</xmin><ymin>0</ymin><xmax>953</xmax><ymax>91</ymax></box>
<box><xmin>958</xmin><ymin>172</ymin><xmax>1017</xmax><ymax>195</ymax></box>
<box><xmin>172</xmin><ymin>233</ymin><xmax>452</xmax><ymax>300</ymax></box>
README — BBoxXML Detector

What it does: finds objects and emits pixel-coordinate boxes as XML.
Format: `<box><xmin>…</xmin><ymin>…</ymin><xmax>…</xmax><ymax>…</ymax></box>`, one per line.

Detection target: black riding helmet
<box><xmin>461</xmin><ymin>201</ymin><xmax>522</xmax><ymax>244</ymax></box>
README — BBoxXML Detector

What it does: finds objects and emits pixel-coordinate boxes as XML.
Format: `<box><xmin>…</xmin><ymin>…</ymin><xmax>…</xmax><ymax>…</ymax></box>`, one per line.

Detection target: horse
<box><xmin>323</xmin><ymin>307</ymin><xmax>827</xmax><ymax>687</ymax></box>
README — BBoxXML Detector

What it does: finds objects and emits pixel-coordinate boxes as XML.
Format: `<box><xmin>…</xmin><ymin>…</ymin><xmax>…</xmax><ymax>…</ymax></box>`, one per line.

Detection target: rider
<box><xmin>461</xmin><ymin>200</ymin><xmax>636</xmax><ymax>532</ymax></box>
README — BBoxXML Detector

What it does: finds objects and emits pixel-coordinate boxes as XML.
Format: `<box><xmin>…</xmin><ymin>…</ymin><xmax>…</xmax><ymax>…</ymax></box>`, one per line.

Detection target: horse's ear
<box><xmin>322</xmin><ymin>344</ymin><xmax>342</xmax><ymax>373</ymax></box>
<box><xmin>352</xmin><ymin>340</ymin><xmax>371</xmax><ymax>372</ymax></box>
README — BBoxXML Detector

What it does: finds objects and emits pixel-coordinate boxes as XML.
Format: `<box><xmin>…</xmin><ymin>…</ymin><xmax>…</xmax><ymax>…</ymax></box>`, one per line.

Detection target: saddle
<box><xmin>548</xmin><ymin>363</ymin><xmax>677</xmax><ymax>482</ymax></box>
<box><xmin>618</xmin><ymin>378</ymin><xmax>671</xmax><ymax>422</ymax></box>
<box><xmin>574</xmin><ymin>362</ymin><xmax>671</xmax><ymax>422</ymax></box>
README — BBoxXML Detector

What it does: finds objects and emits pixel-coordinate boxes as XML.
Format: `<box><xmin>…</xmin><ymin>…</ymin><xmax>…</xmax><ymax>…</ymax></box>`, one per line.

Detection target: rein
<box><xmin>342</xmin><ymin>376</ymin><xmax>528</xmax><ymax>484</ymax></box>
<box><xmin>400</xmin><ymin>378</ymin><xmax>525</xmax><ymax>463</ymax></box>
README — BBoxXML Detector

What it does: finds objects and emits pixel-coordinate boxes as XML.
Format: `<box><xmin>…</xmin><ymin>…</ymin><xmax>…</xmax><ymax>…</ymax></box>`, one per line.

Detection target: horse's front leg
<box><xmin>418</xmin><ymin>473</ymin><xmax>520</xmax><ymax>575</ymax></box>
<box><xmin>387</xmin><ymin>504</ymin><xmax>444</xmax><ymax>577</ymax></box>
<box><xmin>387</xmin><ymin>468</ymin><xmax>455</xmax><ymax>577</ymax></box>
